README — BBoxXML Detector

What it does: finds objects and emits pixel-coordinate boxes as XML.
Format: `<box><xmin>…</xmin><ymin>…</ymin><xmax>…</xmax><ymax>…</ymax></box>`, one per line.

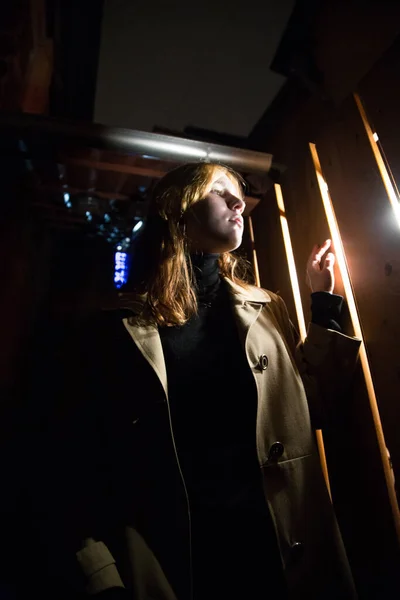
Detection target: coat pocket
<box><xmin>262</xmin><ymin>453</ymin><xmax>357</xmax><ymax>600</ymax></box>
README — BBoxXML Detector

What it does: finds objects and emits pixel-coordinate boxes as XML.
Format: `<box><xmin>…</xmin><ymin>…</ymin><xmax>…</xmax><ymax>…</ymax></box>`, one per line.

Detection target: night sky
<box><xmin>95</xmin><ymin>0</ymin><xmax>294</xmax><ymax>137</ymax></box>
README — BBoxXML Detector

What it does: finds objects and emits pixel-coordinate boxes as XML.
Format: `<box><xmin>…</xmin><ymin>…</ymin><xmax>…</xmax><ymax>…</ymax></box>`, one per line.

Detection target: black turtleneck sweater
<box><xmin>159</xmin><ymin>254</ymin><xmax>259</xmax><ymax>507</ymax></box>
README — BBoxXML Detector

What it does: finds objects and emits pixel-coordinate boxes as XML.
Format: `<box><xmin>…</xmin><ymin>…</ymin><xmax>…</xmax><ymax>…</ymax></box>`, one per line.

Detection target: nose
<box><xmin>228</xmin><ymin>194</ymin><xmax>245</xmax><ymax>214</ymax></box>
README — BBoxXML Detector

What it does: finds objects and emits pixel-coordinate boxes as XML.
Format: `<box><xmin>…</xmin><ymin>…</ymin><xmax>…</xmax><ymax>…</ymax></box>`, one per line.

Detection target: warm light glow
<box><xmin>309</xmin><ymin>142</ymin><xmax>400</xmax><ymax>538</ymax></box>
<box><xmin>354</xmin><ymin>93</ymin><xmax>400</xmax><ymax>229</ymax></box>
<box><xmin>248</xmin><ymin>216</ymin><xmax>261</xmax><ymax>287</ymax></box>
<box><xmin>274</xmin><ymin>183</ymin><xmax>331</xmax><ymax>498</ymax></box>
<box><xmin>315</xmin><ymin>429</ymin><xmax>332</xmax><ymax>500</ymax></box>
<box><xmin>275</xmin><ymin>185</ymin><xmax>285</xmax><ymax>213</ymax></box>
<box><xmin>274</xmin><ymin>184</ymin><xmax>307</xmax><ymax>341</ymax></box>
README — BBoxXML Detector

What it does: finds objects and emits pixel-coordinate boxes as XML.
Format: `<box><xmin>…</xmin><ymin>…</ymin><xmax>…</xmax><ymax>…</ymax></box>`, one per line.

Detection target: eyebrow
<box><xmin>212</xmin><ymin>177</ymin><xmax>245</xmax><ymax>199</ymax></box>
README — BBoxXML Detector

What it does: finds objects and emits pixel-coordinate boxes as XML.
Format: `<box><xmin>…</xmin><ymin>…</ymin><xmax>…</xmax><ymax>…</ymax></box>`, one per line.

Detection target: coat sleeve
<box><xmin>269</xmin><ymin>293</ymin><xmax>361</xmax><ymax>428</ymax></box>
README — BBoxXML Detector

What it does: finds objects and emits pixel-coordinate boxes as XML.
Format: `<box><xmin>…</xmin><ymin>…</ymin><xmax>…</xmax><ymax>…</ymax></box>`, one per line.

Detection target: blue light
<box><xmin>64</xmin><ymin>193</ymin><xmax>70</xmax><ymax>205</ymax></box>
<box><xmin>86</xmin><ymin>211</ymin><xmax>93</xmax><ymax>222</ymax></box>
<box><xmin>133</xmin><ymin>220</ymin><xmax>143</xmax><ymax>233</ymax></box>
<box><xmin>104</xmin><ymin>213</ymin><xmax>111</xmax><ymax>223</ymax></box>
<box><xmin>114</xmin><ymin>251</ymin><xmax>130</xmax><ymax>289</ymax></box>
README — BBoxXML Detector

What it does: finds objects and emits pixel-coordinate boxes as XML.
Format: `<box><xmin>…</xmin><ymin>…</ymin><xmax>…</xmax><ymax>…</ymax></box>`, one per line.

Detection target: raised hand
<box><xmin>306</xmin><ymin>239</ymin><xmax>335</xmax><ymax>293</ymax></box>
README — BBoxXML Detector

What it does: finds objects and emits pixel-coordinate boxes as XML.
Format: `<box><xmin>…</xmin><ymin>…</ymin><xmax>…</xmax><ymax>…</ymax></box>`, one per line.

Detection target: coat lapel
<box><xmin>119</xmin><ymin>299</ymin><xmax>168</xmax><ymax>399</ymax></box>
<box><xmin>223</xmin><ymin>278</ymin><xmax>271</xmax><ymax>352</ymax></box>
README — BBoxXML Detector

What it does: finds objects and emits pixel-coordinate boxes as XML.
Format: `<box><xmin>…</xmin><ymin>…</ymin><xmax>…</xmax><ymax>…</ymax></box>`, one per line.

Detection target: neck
<box><xmin>190</xmin><ymin>252</ymin><xmax>220</xmax><ymax>297</ymax></box>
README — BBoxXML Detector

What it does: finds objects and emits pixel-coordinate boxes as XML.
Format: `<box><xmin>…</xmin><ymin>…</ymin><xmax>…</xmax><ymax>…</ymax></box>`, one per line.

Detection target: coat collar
<box><xmin>223</xmin><ymin>278</ymin><xmax>271</xmax><ymax>306</ymax></box>
<box><xmin>117</xmin><ymin>278</ymin><xmax>270</xmax><ymax>400</ymax></box>
<box><xmin>117</xmin><ymin>278</ymin><xmax>271</xmax><ymax>316</ymax></box>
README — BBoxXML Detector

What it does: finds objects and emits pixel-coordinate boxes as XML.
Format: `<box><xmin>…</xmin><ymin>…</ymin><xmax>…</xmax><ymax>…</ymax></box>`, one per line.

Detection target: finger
<box><xmin>314</xmin><ymin>239</ymin><xmax>331</xmax><ymax>262</ymax></box>
<box><xmin>307</xmin><ymin>244</ymin><xmax>320</xmax><ymax>268</ymax></box>
<box><xmin>309</xmin><ymin>241</ymin><xmax>328</xmax><ymax>265</ymax></box>
<box><xmin>324</xmin><ymin>252</ymin><xmax>335</xmax><ymax>268</ymax></box>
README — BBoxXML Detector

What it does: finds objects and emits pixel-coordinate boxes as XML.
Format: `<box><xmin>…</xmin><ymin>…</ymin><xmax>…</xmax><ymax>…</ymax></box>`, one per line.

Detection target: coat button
<box><xmin>258</xmin><ymin>354</ymin><xmax>269</xmax><ymax>371</ymax></box>
<box><xmin>268</xmin><ymin>441</ymin><xmax>284</xmax><ymax>461</ymax></box>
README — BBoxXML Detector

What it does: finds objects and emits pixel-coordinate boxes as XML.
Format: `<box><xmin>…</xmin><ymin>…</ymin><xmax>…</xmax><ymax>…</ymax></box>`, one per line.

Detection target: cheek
<box><xmin>188</xmin><ymin>200</ymin><xmax>221</xmax><ymax>228</ymax></box>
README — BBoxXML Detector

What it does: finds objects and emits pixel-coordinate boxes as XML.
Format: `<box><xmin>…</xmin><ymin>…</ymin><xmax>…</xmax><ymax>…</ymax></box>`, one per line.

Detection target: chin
<box><xmin>219</xmin><ymin>241</ymin><xmax>242</xmax><ymax>254</ymax></box>
<box><xmin>228</xmin><ymin>236</ymin><xmax>243</xmax><ymax>252</ymax></box>
<box><xmin>203</xmin><ymin>234</ymin><xmax>243</xmax><ymax>254</ymax></box>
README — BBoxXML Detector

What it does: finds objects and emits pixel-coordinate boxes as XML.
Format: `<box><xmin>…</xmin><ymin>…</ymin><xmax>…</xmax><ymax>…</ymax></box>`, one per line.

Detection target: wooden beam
<box><xmin>35</xmin><ymin>186</ymin><xmax>260</xmax><ymax>215</ymax></box>
<box><xmin>243</xmin><ymin>196</ymin><xmax>260</xmax><ymax>216</ymax></box>
<box><xmin>63</xmin><ymin>158</ymin><xmax>168</xmax><ymax>179</ymax></box>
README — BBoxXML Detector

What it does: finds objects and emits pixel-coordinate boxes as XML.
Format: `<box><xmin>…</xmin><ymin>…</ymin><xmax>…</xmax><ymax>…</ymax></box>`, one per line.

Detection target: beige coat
<box><xmin>76</xmin><ymin>279</ymin><xmax>361</xmax><ymax>599</ymax></box>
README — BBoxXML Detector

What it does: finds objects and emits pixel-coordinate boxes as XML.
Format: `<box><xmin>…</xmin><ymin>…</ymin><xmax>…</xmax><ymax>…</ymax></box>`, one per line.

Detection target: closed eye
<box><xmin>210</xmin><ymin>187</ymin><xmax>246</xmax><ymax>206</ymax></box>
<box><xmin>211</xmin><ymin>187</ymin><xmax>225</xmax><ymax>196</ymax></box>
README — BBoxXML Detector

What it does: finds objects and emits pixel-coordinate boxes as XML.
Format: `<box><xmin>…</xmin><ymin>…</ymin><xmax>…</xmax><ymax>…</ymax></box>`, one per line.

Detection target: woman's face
<box><xmin>185</xmin><ymin>170</ymin><xmax>246</xmax><ymax>253</ymax></box>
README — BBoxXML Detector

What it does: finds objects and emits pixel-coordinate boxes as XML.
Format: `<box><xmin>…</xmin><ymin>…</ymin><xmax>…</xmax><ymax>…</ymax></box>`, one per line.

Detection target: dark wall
<box><xmin>49</xmin><ymin>0</ymin><xmax>104</xmax><ymax>120</ymax></box>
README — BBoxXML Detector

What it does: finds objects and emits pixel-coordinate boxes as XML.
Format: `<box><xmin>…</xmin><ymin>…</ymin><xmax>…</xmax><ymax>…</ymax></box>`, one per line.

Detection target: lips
<box><xmin>230</xmin><ymin>217</ymin><xmax>243</xmax><ymax>227</ymax></box>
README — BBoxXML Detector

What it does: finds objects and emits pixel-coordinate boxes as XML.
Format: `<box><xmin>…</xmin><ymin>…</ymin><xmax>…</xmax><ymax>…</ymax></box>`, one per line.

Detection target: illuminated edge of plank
<box><xmin>248</xmin><ymin>215</ymin><xmax>261</xmax><ymax>288</ymax></box>
<box><xmin>354</xmin><ymin>93</ymin><xmax>400</xmax><ymax>228</ymax></box>
<box><xmin>274</xmin><ymin>184</ymin><xmax>307</xmax><ymax>341</ymax></box>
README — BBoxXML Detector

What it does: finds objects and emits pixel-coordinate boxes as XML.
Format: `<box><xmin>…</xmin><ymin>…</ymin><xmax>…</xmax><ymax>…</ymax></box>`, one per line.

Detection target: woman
<box><xmin>9</xmin><ymin>162</ymin><xmax>360</xmax><ymax>600</ymax></box>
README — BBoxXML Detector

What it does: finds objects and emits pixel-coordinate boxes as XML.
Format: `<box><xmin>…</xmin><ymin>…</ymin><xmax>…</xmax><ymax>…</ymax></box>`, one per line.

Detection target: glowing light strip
<box><xmin>309</xmin><ymin>142</ymin><xmax>400</xmax><ymax>538</ymax></box>
<box><xmin>315</xmin><ymin>429</ymin><xmax>332</xmax><ymax>500</ymax></box>
<box><xmin>274</xmin><ymin>184</ymin><xmax>307</xmax><ymax>342</ymax></box>
<box><xmin>248</xmin><ymin>216</ymin><xmax>261</xmax><ymax>287</ymax></box>
<box><xmin>274</xmin><ymin>183</ymin><xmax>331</xmax><ymax>499</ymax></box>
<box><xmin>354</xmin><ymin>93</ymin><xmax>400</xmax><ymax>228</ymax></box>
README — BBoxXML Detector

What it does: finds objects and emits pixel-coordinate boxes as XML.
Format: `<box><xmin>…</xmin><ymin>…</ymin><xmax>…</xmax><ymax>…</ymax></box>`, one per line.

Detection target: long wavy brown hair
<box><xmin>124</xmin><ymin>162</ymin><xmax>252</xmax><ymax>327</ymax></box>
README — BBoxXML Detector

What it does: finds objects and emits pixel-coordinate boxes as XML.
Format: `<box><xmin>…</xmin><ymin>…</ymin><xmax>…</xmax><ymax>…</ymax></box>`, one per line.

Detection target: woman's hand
<box><xmin>306</xmin><ymin>239</ymin><xmax>335</xmax><ymax>293</ymax></box>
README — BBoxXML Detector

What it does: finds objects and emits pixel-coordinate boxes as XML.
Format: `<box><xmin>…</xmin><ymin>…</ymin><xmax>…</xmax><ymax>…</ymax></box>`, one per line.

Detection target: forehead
<box><xmin>208</xmin><ymin>168</ymin><xmax>243</xmax><ymax>197</ymax></box>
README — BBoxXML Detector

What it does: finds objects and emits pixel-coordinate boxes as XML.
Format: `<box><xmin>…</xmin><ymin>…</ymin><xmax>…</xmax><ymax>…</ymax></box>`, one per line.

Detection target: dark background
<box><xmin>94</xmin><ymin>0</ymin><xmax>294</xmax><ymax>136</ymax></box>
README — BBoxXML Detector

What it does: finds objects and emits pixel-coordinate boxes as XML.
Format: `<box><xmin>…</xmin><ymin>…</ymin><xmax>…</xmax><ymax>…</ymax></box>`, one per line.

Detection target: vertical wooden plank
<box><xmin>247</xmin><ymin>216</ymin><xmax>260</xmax><ymax>287</ymax></box>
<box><xmin>239</xmin><ymin>216</ymin><xmax>257</xmax><ymax>285</ymax></box>
<box><xmin>316</xmin><ymin>97</ymin><xmax>400</xmax><ymax>489</ymax></box>
<box><xmin>358</xmin><ymin>36</ymin><xmax>400</xmax><ymax>188</ymax></box>
<box><xmin>315</xmin><ymin>98</ymin><xmax>400</xmax><ymax>594</ymax></box>
<box><xmin>280</xmin><ymin>150</ymin><xmax>346</xmax><ymax>326</ymax></box>
<box><xmin>251</xmin><ymin>188</ymin><xmax>295</xmax><ymax>319</ymax></box>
